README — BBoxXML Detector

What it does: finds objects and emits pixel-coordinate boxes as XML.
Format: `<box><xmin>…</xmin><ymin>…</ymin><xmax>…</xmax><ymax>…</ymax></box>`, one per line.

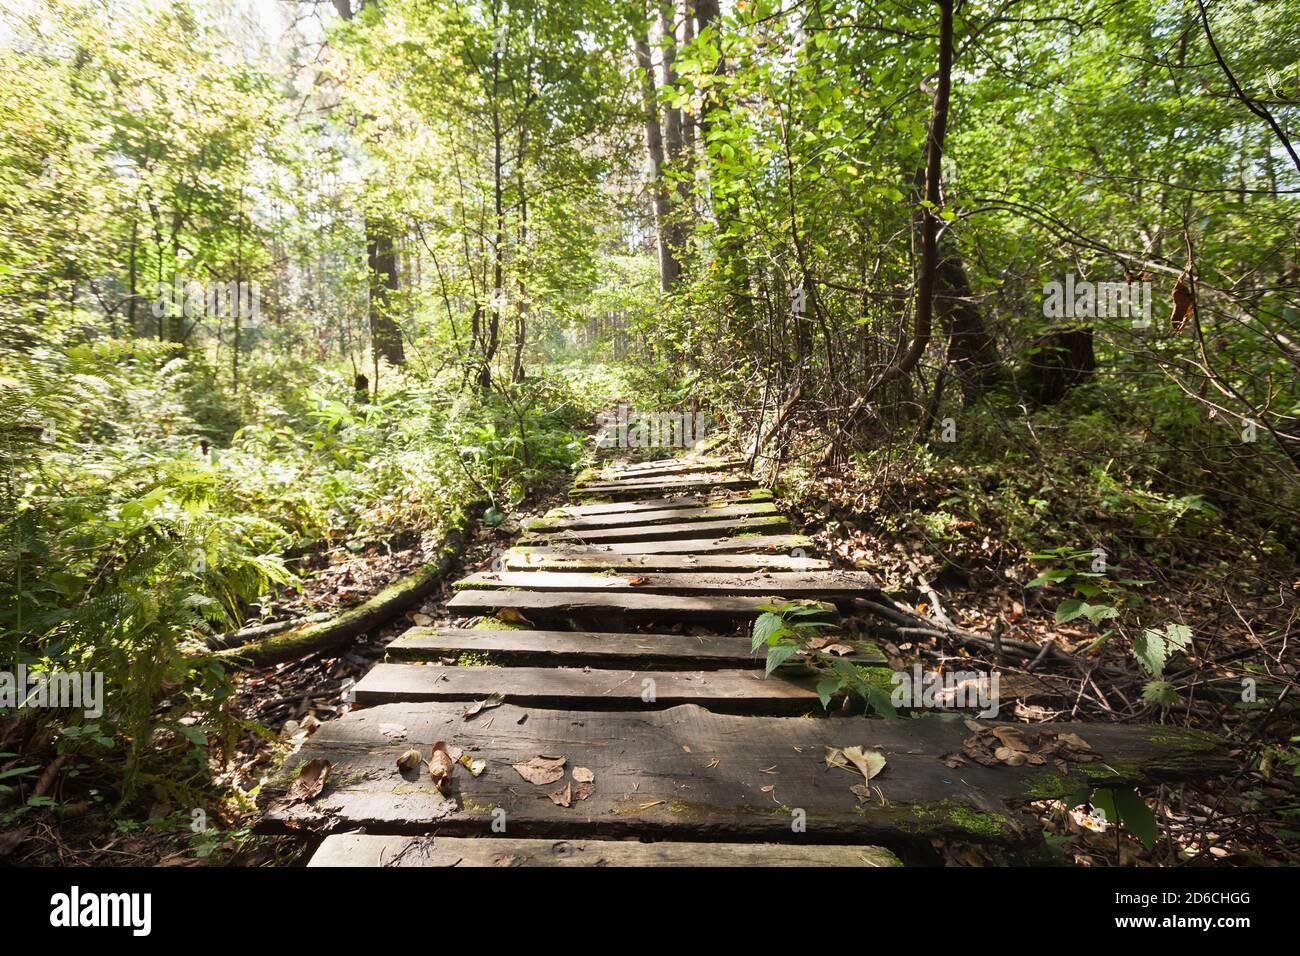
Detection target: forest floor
<box><xmin>780</xmin><ymin>456</ymin><xmax>1300</xmax><ymax>865</ymax></box>
<box><xmin>10</xmin><ymin>433</ymin><xmax>1296</xmax><ymax>867</ymax></box>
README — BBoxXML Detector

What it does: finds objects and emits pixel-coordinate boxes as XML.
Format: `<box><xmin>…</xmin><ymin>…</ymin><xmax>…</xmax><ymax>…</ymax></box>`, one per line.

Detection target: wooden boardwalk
<box><xmin>266</xmin><ymin>453</ymin><xmax>1229</xmax><ymax>866</ymax></box>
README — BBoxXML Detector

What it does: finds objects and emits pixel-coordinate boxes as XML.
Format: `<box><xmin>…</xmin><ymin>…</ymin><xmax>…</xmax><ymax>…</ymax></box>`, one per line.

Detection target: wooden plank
<box><xmin>551</xmin><ymin>489</ymin><xmax>772</xmax><ymax>518</ymax></box>
<box><xmin>572</xmin><ymin>477</ymin><xmax>757</xmax><ymax>500</ymax></box>
<box><xmin>387</xmin><ymin>627</ymin><xmax>887</xmax><ymax>669</ymax></box>
<box><xmin>525</xmin><ymin>501</ymin><xmax>778</xmax><ymax>533</ymax></box>
<box><xmin>576</xmin><ymin>472</ymin><xmax>755</xmax><ymax>491</ymax></box>
<box><xmin>308</xmin><ymin>834</ymin><xmax>900</xmax><ymax>867</ymax></box>
<box><xmin>503</xmin><ymin>551</ymin><xmax>831</xmax><ymax>573</ymax></box>
<box><xmin>454</xmin><ymin>570</ymin><xmax>880</xmax><ymax>601</ymax></box>
<box><xmin>593</xmin><ymin>458</ymin><xmax>746</xmax><ymax>481</ymax></box>
<box><xmin>353</xmin><ymin>664</ymin><xmax>824</xmax><ymax>713</ymax></box>
<box><xmin>446</xmin><ymin>589</ymin><xmax>837</xmax><ymax>623</ymax></box>
<box><xmin>521</xmin><ymin>514</ymin><xmax>790</xmax><ymax>544</ymax></box>
<box><xmin>265</xmin><ymin>701</ymin><xmax>1231</xmax><ymax>847</ymax></box>
<box><xmin>508</xmin><ymin>534</ymin><xmax>814</xmax><ymax>557</ymax></box>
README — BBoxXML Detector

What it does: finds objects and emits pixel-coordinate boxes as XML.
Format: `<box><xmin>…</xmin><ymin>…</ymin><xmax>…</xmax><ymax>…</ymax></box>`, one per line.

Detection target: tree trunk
<box><xmin>936</xmin><ymin>232</ymin><xmax>1003</xmax><ymax>402</ymax></box>
<box><xmin>367</xmin><ymin>220</ymin><xmax>405</xmax><ymax>368</ymax></box>
<box><xmin>634</xmin><ymin>13</ymin><xmax>681</xmax><ymax>292</ymax></box>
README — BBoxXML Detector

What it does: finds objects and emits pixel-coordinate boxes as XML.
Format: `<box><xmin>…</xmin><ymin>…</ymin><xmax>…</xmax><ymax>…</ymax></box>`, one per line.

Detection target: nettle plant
<box><xmin>1025</xmin><ymin>546</ymin><xmax>1190</xmax><ymax>708</ymax></box>
<box><xmin>751</xmin><ymin>601</ymin><xmax>896</xmax><ymax>717</ymax></box>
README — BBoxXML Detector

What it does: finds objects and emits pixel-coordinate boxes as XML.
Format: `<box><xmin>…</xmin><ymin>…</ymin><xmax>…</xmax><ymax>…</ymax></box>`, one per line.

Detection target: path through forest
<box><xmin>262</xmin><ymin>450</ymin><xmax>1230</xmax><ymax>866</ymax></box>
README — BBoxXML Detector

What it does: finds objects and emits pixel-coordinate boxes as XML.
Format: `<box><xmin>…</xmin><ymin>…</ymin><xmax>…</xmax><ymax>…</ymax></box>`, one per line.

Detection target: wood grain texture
<box><xmin>502</xmin><ymin>551</ymin><xmax>831</xmax><ymax>573</ymax></box>
<box><xmin>308</xmin><ymin>834</ymin><xmax>900</xmax><ymax>867</ymax></box>
<box><xmin>446</xmin><ymin>589</ymin><xmax>838</xmax><ymax>623</ymax></box>
<box><xmin>265</xmin><ymin>702</ymin><xmax>1230</xmax><ymax>847</ymax></box>
<box><xmin>508</xmin><ymin>534</ymin><xmax>813</xmax><ymax>557</ymax></box>
<box><xmin>387</xmin><ymin>627</ymin><xmax>887</xmax><ymax>669</ymax></box>
<box><xmin>454</xmin><ymin>569</ymin><xmax>880</xmax><ymax>601</ymax></box>
<box><xmin>352</xmin><ymin>663</ymin><xmax>824</xmax><ymax>713</ymax></box>
<box><xmin>526</xmin><ymin>501</ymin><xmax>778</xmax><ymax>533</ymax></box>
<box><xmin>521</xmin><ymin>514</ymin><xmax>790</xmax><ymax>544</ymax></box>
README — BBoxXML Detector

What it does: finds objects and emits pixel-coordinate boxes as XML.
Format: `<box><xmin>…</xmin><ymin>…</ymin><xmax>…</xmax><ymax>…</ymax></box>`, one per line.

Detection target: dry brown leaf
<box><xmin>379</xmin><ymin>723</ymin><xmax>408</xmax><ymax>740</ymax></box>
<box><xmin>548</xmin><ymin>782</ymin><xmax>573</xmax><ymax>807</ymax></box>
<box><xmin>429</xmin><ymin>741</ymin><xmax>455</xmax><ymax>794</ymax></box>
<box><xmin>463</xmin><ymin>693</ymin><xmax>505</xmax><ymax>719</ymax></box>
<box><xmin>513</xmin><ymin>754</ymin><xmax>566</xmax><ymax>785</ymax></box>
<box><xmin>287</xmin><ymin>758</ymin><xmax>331</xmax><ymax>804</ymax></box>
<box><xmin>572</xmin><ymin>766</ymin><xmax>595</xmax><ymax>784</ymax></box>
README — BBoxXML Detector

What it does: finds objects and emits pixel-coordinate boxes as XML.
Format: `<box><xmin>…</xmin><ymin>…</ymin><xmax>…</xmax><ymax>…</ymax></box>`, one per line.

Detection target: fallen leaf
<box><xmin>463</xmin><ymin>693</ymin><xmax>505</xmax><ymax>719</ymax></box>
<box><xmin>842</xmin><ymin>746</ymin><xmax>887</xmax><ymax>783</ymax></box>
<box><xmin>429</xmin><ymin>741</ymin><xmax>455</xmax><ymax>794</ymax></box>
<box><xmin>548</xmin><ymin>782</ymin><xmax>572</xmax><ymax>807</ymax></box>
<box><xmin>287</xmin><ymin>758</ymin><xmax>331</xmax><ymax>804</ymax></box>
<box><xmin>627</xmin><ymin>576</ymin><xmax>648</xmax><ymax>586</ymax></box>
<box><xmin>574</xmin><ymin>782</ymin><xmax>595</xmax><ymax>801</ymax></box>
<box><xmin>458</xmin><ymin>754</ymin><xmax>487</xmax><ymax>777</ymax></box>
<box><xmin>572</xmin><ymin>766</ymin><xmax>595</xmax><ymax>784</ymax></box>
<box><xmin>513</xmin><ymin>755</ymin><xmax>566</xmax><ymax>785</ymax></box>
<box><xmin>380</xmin><ymin>723</ymin><xmax>408</xmax><ymax>740</ymax></box>
<box><xmin>823</xmin><ymin>643</ymin><xmax>856</xmax><ymax>656</ymax></box>
<box><xmin>497</xmin><ymin>608</ymin><xmax>532</xmax><ymax>625</ymax></box>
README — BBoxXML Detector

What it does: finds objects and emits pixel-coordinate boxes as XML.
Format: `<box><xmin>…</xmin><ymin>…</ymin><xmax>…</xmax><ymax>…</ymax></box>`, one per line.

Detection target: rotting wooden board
<box><xmin>387</xmin><ymin>627</ymin><xmax>887</xmax><ymax>669</ymax></box>
<box><xmin>508</xmin><ymin>534</ymin><xmax>814</xmax><ymax>557</ymax></box>
<box><xmin>454</xmin><ymin>570</ymin><xmax>880</xmax><ymax>601</ymax></box>
<box><xmin>576</xmin><ymin>472</ymin><xmax>756</xmax><ymax>492</ymax></box>
<box><xmin>521</xmin><ymin>514</ymin><xmax>790</xmax><ymax>545</ymax></box>
<box><xmin>526</xmin><ymin>501</ymin><xmax>778</xmax><ymax>533</ymax></box>
<box><xmin>571</xmin><ymin>477</ymin><xmax>758</xmax><ymax>500</ymax></box>
<box><xmin>591</xmin><ymin>458</ymin><xmax>747</xmax><ymax>481</ymax></box>
<box><xmin>352</xmin><ymin>664</ymin><xmax>824</xmax><ymax>714</ymax></box>
<box><xmin>551</xmin><ymin>489</ymin><xmax>773</xmax><ymax>518</ymax></box>
<box><xmin>308</xmin><ymin>833</ymin><xmax>900</xmax><ymax>867</ymax></box>
<box><xmin>264</xmin><ymin>701</ymin><xmax>1230</xmax><ymax>848</ymax></box>
<box><xmin>446</xmin><ymin>589</ymin><xmax>838</xmax><ymax>623</ymax></box>
<box><xmin>503</xmin><ymin>551</ymin><xmax>831</xmax><ymax>573</ymax></box>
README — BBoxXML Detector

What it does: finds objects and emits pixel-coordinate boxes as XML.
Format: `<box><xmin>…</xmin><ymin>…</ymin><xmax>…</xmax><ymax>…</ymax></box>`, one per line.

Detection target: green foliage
<box><xmin>750</xmin><ymin>601</ymin><xmax>896</xmax><ymax>717</ymax></box>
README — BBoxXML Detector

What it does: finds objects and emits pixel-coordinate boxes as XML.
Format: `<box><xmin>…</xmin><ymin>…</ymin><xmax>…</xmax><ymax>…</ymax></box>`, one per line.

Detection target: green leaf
<box><xmin>1112</xmin><ymin>789</ymin><xmax>1159</xmax><ymax>848</ymax></box>
<box><xmin>1055</xmin><ymin>598</ymin><xmax>1086</xmax><ymax>623</ymax></box>
<box><xmin>751</xmin><ymin>611</ymin><xmax>785</xmax><ymax>652</ymax></box>
<box><xmin>816</xmin><ymin>677</ymin><xmax>842</xmax><ymax>710</ymax></box>
<box><xmin>764</xmin><ymin>642</ymin><xmax>799</xmax><ymax>677</ymax></box>
<box><xmin>1162</xmin><ymin>623</ymin><xmax>1192</xmax><ymax>650</ymax></box>
<box><xmin>1141</xmin><ymin>679</ymin><xmax>1178</xmax><ymax>708</ymax></box>
<box><xmin>1132</xmin><ymin>629</ymin><xmax>1167</xmax><ymax>677</ymax></box>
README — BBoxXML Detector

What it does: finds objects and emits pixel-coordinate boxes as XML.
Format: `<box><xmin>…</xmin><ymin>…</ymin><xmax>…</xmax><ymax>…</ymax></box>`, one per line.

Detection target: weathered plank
<box><xmin>352</xmin><ymin>664</ymin><xmax>824</xmax><ymax>713</ymax></box>
<box><xmin>387</xmin><ymin>627</ymin><xmax>886</xmax><ymax>669</ymax></box>
<box><xmin>503</xmin><ymin>551</ymin><xmax>831</xmax><ymax>573</ymax></box>
<box><xmin>550</xmin><ymin>488</ymin><xmax>773</xmax><ymax>518</ymax></box>
<box><xmin>446</xmin><ymin>589</ymin><xmax>837</xmax><ymax>623</ymax></box>
<box><xmin>576</xmin><ymin>472</ymin><xmax>755</xmax><ymax>491</ymax></box>
<box><xmin>308</xmin><ymin>834</ymin><xmax>900</xmax><ymax>867</ymax></box>
<box><xmin>571</xmin><ymin>477</ymin><xmax>758</xmax><ymax>500</ymax></box>
<box><xmin>590</xmin><ymin>458</ymin><xmax>746</xmax><ymax>481</ymax></box>
<box><xmin>525</xmin><ymin>501</ymin><xmax>778</xmax><ymax>533</ymax></box>
<box><xmin>522</xmin><ymin>515</ymin><xmax>790</xmax><ymax>545</ymax></box>
<box><xmin>508</xmin><ymin>534</ymin><xmax>813</xmax><ymax>557</ymax></box>
<box><xmin>265</xmin><ymin>702</ymin><xmax>1230</xmax><ymax>847</ymax></box>
<box><xmin>454</xmin><ymin>570</ymin><xmax>880</xmax><ymax>601</ymax></box>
